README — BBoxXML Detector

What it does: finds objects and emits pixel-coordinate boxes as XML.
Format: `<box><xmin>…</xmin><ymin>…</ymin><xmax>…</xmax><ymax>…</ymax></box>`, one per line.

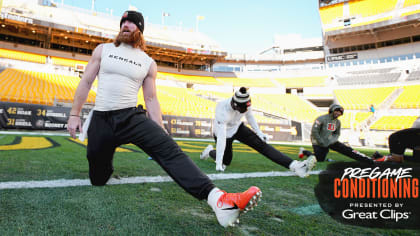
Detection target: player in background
<box><xmin>200</xmin><ymin>87</ymin><xmax>317</xmax><ymax>177</ymax></box>
<box><xmin>67</xmin><ymin>10</ymin><xmax>261</xmax><ymax>227</ymax></box>
<box><xmin>373</xmin><ymin>118</ymin><xmax>420</xmax><ymax>163</ymax></box>
<box><xmin>299</xmin><ymin>104</ymin><xmax>374</xmax><ymax>164</ymax></box>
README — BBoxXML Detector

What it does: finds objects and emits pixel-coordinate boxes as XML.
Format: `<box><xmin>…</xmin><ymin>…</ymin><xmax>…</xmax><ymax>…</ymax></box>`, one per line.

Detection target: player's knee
<box><xmin>89</xmin><ymin>169</ymin><xmax>113</xmax><ymax>186</ymax></box>
<box><xmin>388</xmin><ymin>134</ymin><xmax>398</xmax><ymax>145</ymax></box>
<box><xmin>91</xmin><ymin>180</ymin><xmax>107</xmax><ymax>186</ymax></box>
<box><xmin>90</xmin><ymin>176</ymin><xmax>109</xmax><ymax>186</ymax></box>
<box><xmin>315</xmin><ymin>156</ymin><xmax>326</xmax><ymax>162</ymax></box>
<box><xmin>254</xmin><ymin>141</ymin><xmax>271</xmax><ymax>155</ymax></box>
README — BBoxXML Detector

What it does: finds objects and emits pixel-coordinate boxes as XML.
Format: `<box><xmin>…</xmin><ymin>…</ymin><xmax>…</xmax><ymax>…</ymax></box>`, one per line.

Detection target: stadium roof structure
<box><xmin>320</xmin><ymin>0</ymin><xmax>420</xmax><ymax>41</ymax></box>
<box><xmin>221</xmin><ymin>36</ymin><xmax>324</xmax><ymax>65</ymax></box>
<box><xmin>325</xmin><ymin>12</ymin><xmax>420</xmax><ymax>37</ymax></box>
<box><xmin>324</xmin><ymin>13</ymin><xmax>420</xmax><ymax>45</ymax></box>
<box><xmin>0</xmin><ymin>0</ymin><xmax>227</xmax><ymax>67</ymax></box>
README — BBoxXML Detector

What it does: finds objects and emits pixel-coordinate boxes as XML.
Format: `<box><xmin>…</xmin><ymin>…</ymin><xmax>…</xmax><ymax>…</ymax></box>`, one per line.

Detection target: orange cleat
<box><xmin>374</xmin><ymin>156</ymin><xmax>387</xmax><ymax>162</ymax></box>
<box><xmin>208</xmin><ymin>186</ymin><xmax>262</xmax><ymax>227</ymax></box>
<box><xmin>217</xmin><ymin>186</ymin><xmax>262</xmax><ymax>211</ymax></box>
<box><xmin>374</xmin><ymin>154</ymin><xmax>404</xmax><ymax>163</ymax></box>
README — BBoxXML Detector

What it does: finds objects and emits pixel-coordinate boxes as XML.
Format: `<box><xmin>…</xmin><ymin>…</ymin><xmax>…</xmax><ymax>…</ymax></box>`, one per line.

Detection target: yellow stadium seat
<box><xmin>0</xmin><ymin>48</ymin><xmax>46</xmax><ymax>64</ymax></box>
<box><xmin>0</xmin><ymin>68</ymin><xmax>95</xmax><ymax>105</ymax></box>
<box><xmin>334</xmin><ymin>87</ymin><xmax>397</xmax><ymax>110</ymax></box>
<box><xmin>349</xmin><ymin>0</ymin><xmax>397</xmax><ymax>18</ymax></box>
<box><xmin>392</xmin><ymin>85</ymin><xmax>420</xmax><ymax>109</ymax></box>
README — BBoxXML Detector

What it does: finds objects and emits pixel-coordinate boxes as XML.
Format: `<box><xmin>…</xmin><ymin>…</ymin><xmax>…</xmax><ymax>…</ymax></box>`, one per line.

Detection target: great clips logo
<box><xmin>315</xmin><ymin>162</ymin><xmax>420</xmax><ymax>229</ymax></box>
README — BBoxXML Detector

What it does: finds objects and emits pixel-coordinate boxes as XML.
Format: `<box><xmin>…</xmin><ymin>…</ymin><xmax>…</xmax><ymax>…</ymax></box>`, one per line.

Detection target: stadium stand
<box><xmin>0</xmin><ymin>48</ymin><xmax>46</xmax><ymax>64</ymax></box>
<box><xmin>50</xmin><ymin>57</ymin><xmax>88</xmax><ymax>68</ymax></box>
<box><xmin>193</xmin><ymin>89</ymin><xmax>232</xmax><ymax>101</ymax></box>
<box><xmin>339</xmin><ymin>112</ymin><xmax>372</xmax><ymax>129</ymax></box>
<box><xmin>157</xmin><ymin>72</ymin><xmax>222</xmax><ymax>85</ymax></box>
<box><xmin>251</xmin><ymin>93</ymin><xmax>322</xmax><ymax>123</ymax></box>
<box><xmin>401</xmin><ymin>0</ymin><xmax>420</xmax><ymax>16</ymax></box>
<box><xmin>0</xmin><ymin>68</ymin><xmax>96</xmax><ymax>105</ymax></box>
<box><xmin>137</xmin><ymin>85</ymin><xmax>216</xmax><ymax>118</ymax></box>
<box><xmin>216</xmin><ymin>77</ymin><xmax>276</xmax><ymax>87</ymax></box>
<box><xmin>161</xmin><ymin>72</ymin><xmax>327</xmax><ymax>89</ymax></box>
<box><xmin>404</xmin><ymin>0</ymin><xmax>420</xmax><ymax>7</ymax></box>
<box><xmin>370</xmin><ymin>115</ymin><xmax>419</xmax><ymax>130</ymax></box>
<box><xmin>319</xmin><ymin>3</ymin><xmax>344</xmax><ymax>26</ymax></box>
<box><xmin>349</xmin><ymin>0</ymin><xmax>397</xmax><ymax>18</ymax></box>
<box><xmin>1</xmin><ymin>0</ymin><xmax>419</xmax><ymax>146</ymax></box>
<box><xmin>406</xmin><ymin>69</ymin><xmax>420</xmax><ymax>81</ymax></box>
<box><xmin>334</xmin><ymin>72</ymin><xmax>401</xmax><ymax>85</ymax></box>
<box><xmin>334</xmin><ymin>87</ymin><xmax>397</xmax><ymax>110</ymax></box>
<box><xmin>136</xmin><ymin>85</ymin><xmax>282</xmax><ymax>123</ymax></box>
<box><xmin>347</xmin><ymin>67</ymin><xmax>395</xmax><ymax>74</ymax></box>
<box><xmin>392</xmin><ymin>85</ymin><xmax>420</xmax><ymax>109</ymax></box>
<box><xmin>274</xmin><ymin>76</ymin><xmax>327</xmax><ymax>88</ymax></box>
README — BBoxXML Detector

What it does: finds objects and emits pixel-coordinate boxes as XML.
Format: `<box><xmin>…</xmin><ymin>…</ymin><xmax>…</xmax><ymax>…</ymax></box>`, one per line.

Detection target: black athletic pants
<box><xmin>87</xmin><ymin>106</ymin><xmax>215</xmax><ymax>200</ymax></box>
<box><xmin>303</xmin><ymin>141</ymin><xmax>373</xmax><ymax>164</ymax></box>
<box><xmin>208</xmin><ymin>123</ymin><xmax>293</xmax><ymax>168</ymax></box>
<box><xmin>389</xmin><ymin>128</ymin><xmax>420</xmax><ymax>161</ymax></box>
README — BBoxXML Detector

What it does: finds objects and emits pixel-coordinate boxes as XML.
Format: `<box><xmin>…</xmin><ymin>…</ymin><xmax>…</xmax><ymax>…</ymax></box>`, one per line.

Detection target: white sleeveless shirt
<box><xmin>94</xmin><ymin>43</ymin><xmax>153</xmax><ymax>111</ymax></box>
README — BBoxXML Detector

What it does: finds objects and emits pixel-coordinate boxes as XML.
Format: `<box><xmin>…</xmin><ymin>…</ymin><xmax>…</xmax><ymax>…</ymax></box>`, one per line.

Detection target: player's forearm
<box><xmin>145</xmin><ymin>98</ymin><xmax>164</xmax><ymax>128</ymax></box>
<box><xmin>70</xmin><ymin>80</ymin><xmax>92</xmax><ymax>116</ymax></box>
<box><xmin>313</xmin><ymin>131</ymin><xmax>326</xmax><ymax>146</ymax></box>
<box><xmin>214</xmin><ymin>123</ymin><xmax>227</xmax><ymax>165</ymax></box>
<box><xmin>246</xmin><ymin>112</ymin><xmax>261</xmax><ymax>133</ymax></box>
<box><xmin>215</xmin><ymin>133</ymin><xmax>226</xmax><ymax>165</ymax></box>
<box><xmin>311</xmin><ymin>127</ymin><xmax>323</xmax><ymax>143</ymax></box>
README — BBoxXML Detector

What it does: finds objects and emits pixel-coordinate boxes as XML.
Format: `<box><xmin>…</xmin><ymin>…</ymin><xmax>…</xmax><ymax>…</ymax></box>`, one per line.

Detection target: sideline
<box><xmin>0</xmin><ymin>130</ymin><xmax>310</xmax><ymax>145</ymax></box>
<box><xmin>0</xmin><ymin>170</ymin><xmax>321</xmax><ymax>190</ymax></box>
<box><xmin>0</xmin><ymin>130</ymin><xmax>390</xmax><ymax>151</ymax></box>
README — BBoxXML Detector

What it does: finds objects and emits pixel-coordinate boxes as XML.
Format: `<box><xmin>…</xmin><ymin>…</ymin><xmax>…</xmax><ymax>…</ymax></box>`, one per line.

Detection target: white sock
<box><xmin>289</xmin><ymin>160</ymin><xmax>298</xmax><ymax>170</ymax></box>
<box><xmin>207</xmin><ymin>187</ymin><xmax>223</xmax><ymax>208</ymax></box>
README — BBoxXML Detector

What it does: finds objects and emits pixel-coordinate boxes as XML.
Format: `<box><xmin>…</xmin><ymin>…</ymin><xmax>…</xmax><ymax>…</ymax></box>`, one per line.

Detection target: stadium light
<box><xmin>196</xmin><ymin>15</ymin><xmax>205</xmax><ymax>32</ymax></box>
<box><xmin>162</xmin><ymin>12</ymin><xmax>170</xmax><ymax>25</ymax></box>
<box><xmin>91</xmin><ymin>0</ymin><xmax>95</xmax><ymax>13</ymax></box>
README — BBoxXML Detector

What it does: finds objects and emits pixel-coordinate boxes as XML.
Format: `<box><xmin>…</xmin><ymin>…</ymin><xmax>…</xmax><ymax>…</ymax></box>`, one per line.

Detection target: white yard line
<box><xmin>0</xmin><ymin>170</ymin><xmax>321</xmax><ymax>190</ymax></box>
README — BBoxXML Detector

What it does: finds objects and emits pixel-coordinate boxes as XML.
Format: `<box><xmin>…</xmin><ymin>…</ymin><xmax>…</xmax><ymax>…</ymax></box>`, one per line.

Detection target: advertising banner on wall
<box><xmin>162</xmin><ymin>115</ymin><xmax>295</xmax><ymax>141</ymax></box>
<box><xmin>0</xmin><ymin>102</ymin><xmax>92</xmax><ymax>130</ymax></box>
<box><xmin>0</xmin><ymin>102</ymin><xmax>69</xmax><ymax>130</ymax></box>
<box><xmin>1</xmin><ymin>102</ymin><xmax>297</xmax><ymax>141</ymax></box>
<box><xmin>163</xmin><ymin>115</ymin><xmax>213</xmax><ymax>138</ymax></box>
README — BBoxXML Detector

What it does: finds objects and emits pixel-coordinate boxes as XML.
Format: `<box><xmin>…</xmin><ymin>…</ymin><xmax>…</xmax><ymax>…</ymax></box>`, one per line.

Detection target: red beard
<box><xmin>116</xmin><ymin>29</ymin><xmax>140</xmax><ymax>45</ymax></box>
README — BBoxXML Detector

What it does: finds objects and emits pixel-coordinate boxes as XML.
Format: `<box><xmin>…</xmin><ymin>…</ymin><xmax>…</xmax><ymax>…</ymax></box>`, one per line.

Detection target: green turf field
<box><xmin>0</xmin><ymin>134</ymin><xmax>418</xmax><ymax>235</ymax></box>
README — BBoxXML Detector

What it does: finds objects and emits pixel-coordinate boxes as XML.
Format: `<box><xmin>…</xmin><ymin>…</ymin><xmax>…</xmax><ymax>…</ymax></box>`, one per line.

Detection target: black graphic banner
<box><xmin>0</xmin><ymin>102</ymin><xmax>69</xmax><ymax>130</ymax></box>
<box><xmin>0</xmin><ymin>102</ymin><xmax>90</xmax><ymax>130</ymax></box>
<box><xmin>0</xmin><ymin>102</ymin><xmax>294</xmax><ymax>141</ymax></box>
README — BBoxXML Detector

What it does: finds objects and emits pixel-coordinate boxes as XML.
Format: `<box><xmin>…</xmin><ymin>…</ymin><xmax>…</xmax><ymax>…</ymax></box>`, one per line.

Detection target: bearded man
<box><xmin>66</xmin><ymin>10</ymin><xmax>262</xmax><ymax>228</ymax></box>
